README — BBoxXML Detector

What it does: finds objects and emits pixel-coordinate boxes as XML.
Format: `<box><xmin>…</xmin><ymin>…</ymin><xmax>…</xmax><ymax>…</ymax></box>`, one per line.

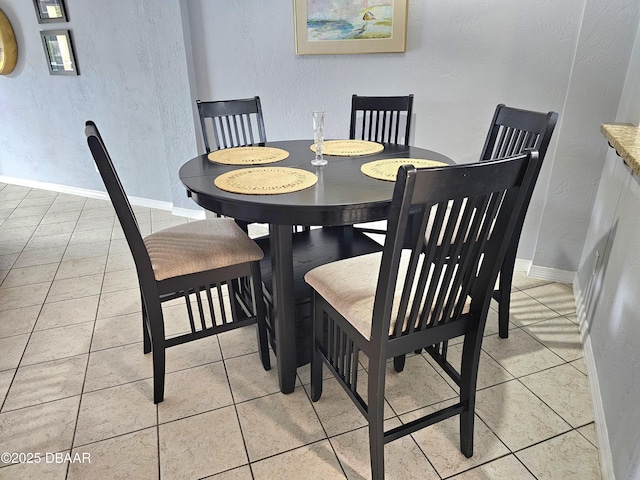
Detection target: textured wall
<box><xmin>576</xmin><ymin>17</ymin><xmax>640</xmax><ymax>480</ymax></box>
<box><xmin>0</xmin><ymin>0</ymin><xmax>197</xmax><ymax>208</ymax></box>
<box><xmin>187</xmin><ymin>0</ymin><xmax>638</xmax><ymax>270</ymax></box>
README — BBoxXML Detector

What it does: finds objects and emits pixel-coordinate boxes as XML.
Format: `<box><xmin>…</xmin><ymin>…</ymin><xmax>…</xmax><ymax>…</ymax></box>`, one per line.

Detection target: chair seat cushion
<box><xmin>305</xmin><ymin>251</ymin><xmax>470</xmax><ymax>340</ymax></box>
<box><xmin>144</xmin><ymin>219</ymin><xmax>263</xmax><ymax>281</ymax></box>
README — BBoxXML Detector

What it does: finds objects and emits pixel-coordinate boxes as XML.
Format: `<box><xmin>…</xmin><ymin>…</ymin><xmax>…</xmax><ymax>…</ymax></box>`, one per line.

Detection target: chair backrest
<box><xmin>349</xmin><ymin>94</ymin><xmax>414</xmax><ymax>145</ymax></box>
<box><xmin>480</xmin><ymin>104</ymin><xmax>557</xmax><ymax>161</ymax></box>
<box><xmin>370</xmin><ymin>151</ymin><xmax>540</xmax><ymax>348</ymax></box>
<box><xmin>197</xmin><ymin>96</ymin><xmax>267</xmax><ymax>152</ymax></box>
<box><xmin>85</xmin><ymin>121</ymin><xmax>155</xmax><ymax>284</ymax></box>
<box><xmin>479</xmin><ymin>104</ymin><xmax>558</xmax><ymax>259</ymax></box>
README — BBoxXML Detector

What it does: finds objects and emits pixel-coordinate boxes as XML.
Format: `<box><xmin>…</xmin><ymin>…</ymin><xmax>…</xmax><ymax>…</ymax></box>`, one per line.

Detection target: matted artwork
<box><xmin>294</xmin><ymin>0</ymin><xmax>408</xmax><ymax>55</ymax></box>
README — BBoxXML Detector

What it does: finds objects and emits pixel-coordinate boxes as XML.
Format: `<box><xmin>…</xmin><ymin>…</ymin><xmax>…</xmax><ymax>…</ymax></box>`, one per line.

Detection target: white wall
<box><xmin>187</xmin><ymin>0</ymin><xmax>639</xmax><ymax>273</ymax></box>
<box><xmin>576</xmin><ymin>17</ymin><xmax>640</xmax><ymax>480</ymax></box>
<box><xmin>0</xmin><ymin>0</ymin><xmax>198</xmax><ymax>209</ymax></box>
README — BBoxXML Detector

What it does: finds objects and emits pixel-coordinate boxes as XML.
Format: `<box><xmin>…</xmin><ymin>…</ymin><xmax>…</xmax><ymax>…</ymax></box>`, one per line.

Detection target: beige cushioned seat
<box><xmin>144</xmin><ymin>218</ymin><xmax>264</xmax><ymax>281</ymax></box>
<box><xmin>305</xmin><ymin>251</ymin><xmax>470</xmax><ymax>340</ymax></box>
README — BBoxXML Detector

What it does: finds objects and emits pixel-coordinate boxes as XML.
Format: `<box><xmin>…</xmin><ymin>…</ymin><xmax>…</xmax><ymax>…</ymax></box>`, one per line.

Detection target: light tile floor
<box><xmin>0</xmin><ymin>183</ymin><xmax>601</xmax><ymax>479</ymax></box>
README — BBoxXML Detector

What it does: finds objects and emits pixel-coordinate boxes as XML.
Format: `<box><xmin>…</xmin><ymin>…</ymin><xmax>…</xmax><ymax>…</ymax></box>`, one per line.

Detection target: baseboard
<box><xmin>0</xmin><ymin>176</ymin><xmax>203</xmax><ymax>217</ymax></box>
<box><xmin>573</xmin><ymin>279</ymin><xmax>616</xmax><ymax>480</ymax></box>
<box><xmin>514</xmin><ymin>258</ymin><xmax>576</xmax><ymax>284</ymax></box>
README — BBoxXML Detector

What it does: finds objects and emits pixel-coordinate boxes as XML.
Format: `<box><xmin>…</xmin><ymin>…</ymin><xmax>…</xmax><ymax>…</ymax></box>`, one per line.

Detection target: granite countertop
<box><xmin>601</xmin><ymin>123</ymin><xmax>640</xmax><ymax>176</ymax></box>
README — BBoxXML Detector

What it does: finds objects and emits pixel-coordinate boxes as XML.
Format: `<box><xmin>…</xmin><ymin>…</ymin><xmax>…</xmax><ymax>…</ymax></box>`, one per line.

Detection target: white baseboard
<box><xmin>0</xmin><ymin>176</ymin><xmax>203</xmax><ymax>218</ymax></box>
<box><xmin>573</xmin><ymin>279</ymin><xmax>616</xmax><ymax>480</ymax></box>
<box><xmin>513</xmin><ymin>258</ymin><xmax>576</xmax><ymax>284</ymax></box>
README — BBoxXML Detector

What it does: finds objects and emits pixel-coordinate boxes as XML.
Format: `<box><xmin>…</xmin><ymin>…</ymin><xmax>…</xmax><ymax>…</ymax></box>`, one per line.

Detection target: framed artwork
<box><xmin>33</xmin><ymin>0</ymin><xmax>68</xmax><ymax>23</ymax></box>
<box><xmin>40</xmin><ymin>29</ymin><xmax>78</xmax><ymax>75</ymax></box>
<box><xmin>294</xmin><ymin>0</ymin><xmax>408</xmax><ymax>55</ymax></box>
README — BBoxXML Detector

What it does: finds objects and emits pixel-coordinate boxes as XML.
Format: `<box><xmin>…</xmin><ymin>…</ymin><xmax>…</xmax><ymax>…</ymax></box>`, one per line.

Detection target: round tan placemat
<box><xmin>207</xmin><ymin>146</ymin><xmax>289</xmax><ymax>165</ymax></box>
<box><xmin>310</xmin><ymin>139</ymin><xmax>384</xmax><ymax>156</ymax></box>
<box><xmin>214</xmin><ymin>167</ymin><xmax>317</xmax><ymax>195</ymax></box>
<box><xmin>361</xmin><ymin>158</ymin><xmax>448</xmax><ymax>181</ymax></box>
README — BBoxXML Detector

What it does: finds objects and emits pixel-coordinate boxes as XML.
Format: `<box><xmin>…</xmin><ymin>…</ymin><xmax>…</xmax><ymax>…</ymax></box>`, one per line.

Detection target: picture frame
<box><xmin>294</xmin><ymin>0</ymin><xmax>408</xmax><ymax>55</ymax></box>
<box><xmin>33</xmin><ymin>0</ymin><xmax>68</xmax><ymax>23</ymax></box>
<box><xmin>40</xmin><ymin>29</ymin><xmax>78</xmax><ymax>75</ymax></box>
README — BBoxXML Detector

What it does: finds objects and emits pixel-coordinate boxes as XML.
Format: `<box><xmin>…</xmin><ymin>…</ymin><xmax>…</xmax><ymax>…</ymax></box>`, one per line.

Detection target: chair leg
<box><xmin>310</xmin><ymin>293</ymin><xmax>324</xmax><ymax>402</ymax></box>
<box><xmin>144</xmin><ymin>298</ymin><xmax>167</xmax><ymax>404</ymax></box>
<box><xmin>393</xmin><ymin>354</ymin><xmax>406</xmax><ymax>372</ymax></box>
<box><xmin>368</xmin><ymin>361</ymin><xmax>386</xmax><ymax>480</ymax></box>
<box><xmin>152</xmin><ymin>341</ymin><xmax>166</xmax><ymax>404</ymax></box>
<box><xmin>251</xmin><ymin>263</ymin><xmax>271</xmax><ymax>371</ymax></box>
<box><xmin>498</xmin><ymin>245</ymin><xmax>517</xmax><ymax>339</ymax></box>
<box><xmin>142</xmin><ymin>295</ymin><xmax>151</xmax><ymax>354</ymax></box>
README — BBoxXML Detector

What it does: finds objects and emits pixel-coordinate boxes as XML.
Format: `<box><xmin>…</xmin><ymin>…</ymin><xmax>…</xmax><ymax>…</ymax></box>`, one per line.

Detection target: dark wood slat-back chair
<box><xmin>306</xmin><ymin>150</ymin><xmax>541</xmax><ymax>479</ymax></box>
<box><xmin>351</xmin><ymin>94</ymin><xmax>415</xmax><ymax>237</ymax></box>
<box><xmin>85</xmin><ymin>121</ymin><xmax>270</xmax><ymax>403</ymax></box>
<box><xmin>197</xmin><ymin>96</ymin><xmax>266</xmax><ymax>152</ymax></box>
<box><xmin>350</xmin><ymin>94</ymin><xmax>414</xmax><ymax>145</ymax></box>
<box><xmin>479</xmin><ymin>104</ymin><xmax>558</xmax><ymax>338</ymax></box>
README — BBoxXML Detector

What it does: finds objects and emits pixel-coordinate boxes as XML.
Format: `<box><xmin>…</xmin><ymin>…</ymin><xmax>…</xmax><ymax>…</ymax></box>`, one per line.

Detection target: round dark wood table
<box><xmin>179</xmin><ymin>140</ymin><xmax>452</xmax><ymax>393</ymax></box>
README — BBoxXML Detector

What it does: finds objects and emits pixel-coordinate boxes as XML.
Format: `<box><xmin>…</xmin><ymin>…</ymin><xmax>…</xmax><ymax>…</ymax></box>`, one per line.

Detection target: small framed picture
<box><xmin>294</xmin><ymin>0</ymin><xmax>408</xmax><ymax>55</ymax></box>
<box><xmin>33</xmin><ymin>0</ymin><xmax>68</xmax><ymax>23</ymax></box>
<box><xmin>40</xmin><ymin>30</ymin><xmax>78</xmax><ymax>75</ymax></box>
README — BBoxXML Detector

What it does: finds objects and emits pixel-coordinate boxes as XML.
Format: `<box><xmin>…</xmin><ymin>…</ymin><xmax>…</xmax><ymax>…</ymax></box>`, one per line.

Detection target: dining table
<box><xmin>179</xmin><ymin>139</ymin><xmax>453</xmax><ymax>393</ymax></box>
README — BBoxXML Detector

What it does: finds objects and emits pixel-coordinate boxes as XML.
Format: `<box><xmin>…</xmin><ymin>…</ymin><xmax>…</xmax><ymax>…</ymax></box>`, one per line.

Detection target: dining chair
<box><xmin>197</xmin><ymin>96</ymin><xmax>266</xmax><ymax>152</ymax></box>
<box><xmin>351</xmin><ymin>94</ymin><xmax>414</xmax><ymax>237</ymax></box>
<box><xmin>85</xmin><ymin>121</ymin><xmax>271</xmax><ymax>404</ymax></box>
<box><xmin>349</xmin><ymin>94</ymin><xmax>414</xmax><ymax>145</ymax></box>
<box><xmin>306</xmin><ymin>150</ymin><xmax>541</xmax><ymax>479</ymax></box>
<box><xmin>479</xmin><ymin>104</ymin><xmax>558</xmax><ymax>338</ymax></box>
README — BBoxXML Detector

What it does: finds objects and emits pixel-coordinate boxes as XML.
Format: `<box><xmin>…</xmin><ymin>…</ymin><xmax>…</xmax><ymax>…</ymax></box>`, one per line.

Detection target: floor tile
<box><xmin>252</xmin><ymin>440</ymin><xmax>345</xmax><ymax>479</ymax></box>
<box><xmin>24</xmin><ymin>232</ymin><xmax>71</xmax><ymax>251</ymax></box>
<box><xmin>69</xmin><ymin>227</ymin><xmax>114</xmax><ymax>246</ymax></box>
<box><xmin>0</xmin><ymin>253</ymin><xmax>19</xmax><ymax>270</ymax></box>
<box><xmin>0</xmin><ymin>306</ymin><xmax>40</xmax><ymax>338</ymax></box>
<box><xmin>62</xmin><ymin>241</ymin><xmax>110</xmax><ymax>262</ymax></box>
<box><xmin>0</xmin><ymin>369</ymin><xmax>14</xmax><ymax>405</ymax></box>
<box><xmin>330</xmin><ymin>421</ymin><xmax>440</xmax><ymax>480</ymax></box>
<box><xmin>516</xmin><ymin>430</ymin><xmax>600</xmax><ymax>479</ymax></box>
<box><xmin>32</xmin><ymin>220</ymin><xmax>76</xmax><ymax>237</ymax></box>
<box><xmin>225</xmin><ymin>351</ymin><xmax>281</xmax><ymax>403</ymax></box>
<box><xmin>0</xmin><ymin>396</ymin><xmax>80</xmax><ymax>463</ymax></box>
<box><xmin>404</xmin><ymin>401</ymin><xmax>509</xmax><ymax>478</ymax></box>
<box><xmin>383</xmin><ymin>354</ymin><xmax>457</xmax><ymax>415</ymax></box>
<box><xmin>35</xmin><ymin>296</ymin><xmax>99</xmax><ymax>330</ymax></box>
<box><xmin>0</xmin><ymin>263</ymin><xmax>58</xmax><ymax>289</ymax></box>
<box><xmin>105</xmin><ymin>252</ymin><xmax>135</xmax><ymax>272</ymax></box>
<box><xmin>475</xmin><ymin>380</ymin><xmax>571</xmax><ymax>451</ymax></box>
<box><xmin>520</xmin><ymin>363</ymin><xmax>594</xmax><ymax>428</ymax></box>
<box><xmin>13</xmin><ymin>247</ymin><xmax>66</xmax><ymax>269</ymax></box>
<box><xmin>21</xmin><ymin>322</ymin><xmax>94</xmax><ymax>366</ymax></box>
<box><xmin>97</xmin><ymin>288</ymin><xmax>141</xmax><ymax>319</ymax></box>
<box><xmin>0</xmin><ymin>334</ymin><xmax>29</xmax><ymax>371</ymax></box>
<box><xmin>236</xmin><ymin>386</ymin><xmax>325</xmax><ymax>461</ymax></box>
<box><xmin>158</xmin><ymin>363</ymin><xmax>234</xmax><ymax>423</ymax></box>
<box><xmin>578</xmin><ymin>422</ymin><xmax>599</xmax><ymax>448</ymax></box>
<box><xmin>68</xmin><ymin>428</ymin><xmax>158</xmax><ymax>480</ymax></box>
<box><xmin>159</xmin><ymin>406</ymin><xmax>247</xmax><ymax>479</ymax></box>
<box><xmin>0</xmin><ymin>460</ymin><xmax>67</xmax><ymax>480</ymax></box>
<box><xmin>74</xmin><ymin>379</ymin><xmax>156</xmax><ymax>446</ymax></box>
<box><xmin>482</xmin><ymin>329</ymin><xmax>564</xmax><ymax>377</ymax></box>
<box><xmin>55</xmin><ymin>256</ymin><xmax>107</xmax><ymax>280</ymax></box>
<box><xmin>3</xmin><ymin>355</ymin><xmax>87</xmax><ymax>411</ymax></box>
<box><xmin>522</xmin><ymin>316</ymin><xmax>584</xmax><ymax>362</ymax></box>
<box><xmin>202</xmin><ymin>466</ymin><xmax>252</xmax><ymax>480</ymax></box>
<box><xmin>217</xmin><ymin>324</ymin><xmax>261</xmax><ymax>359</ymax></box>
<box><xmin>0</xmin><ymin>282</ymin><xmax>50</xmax><ymax>311</ymax></box>
<box><xmin>91</xmin><ymin>312</ymin><xmax>142</xmax><ymax>351</ymax></box>
<box><xmin>101</xmin><ymin>268</ymin><xmax>139</xmax><ymax>293</ymax></box>
<box><xmin>84</xmin><ymin>343</ymin><xmax>152</xmax><ymax>392</ymax></box>
<box><xmin>449</xmin><ymin>454</ymin><xmax>535</xmax><ymax>479</ymax></box>
<box><xmin>506</xmin><ymin>291</ymin><xmax>561</xmax><ymax>327</ymax></box>
<box><xmin>524</xmin><ymin>283</ymin><xmax>576</xmax><ymax>316</ymax></box>
<box><xmin>45</xmin><ymin>273</ymin><xmax>104</xmax><ymax>303</ymax></box>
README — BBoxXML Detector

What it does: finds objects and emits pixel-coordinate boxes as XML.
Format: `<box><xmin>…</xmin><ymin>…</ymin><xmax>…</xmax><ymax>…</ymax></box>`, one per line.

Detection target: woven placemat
<box><xmin>214</xmin><ymin>167</ymin><xmax>317</xmax><ymax>195</ymax></box>
<box><xmin>207</xmin><ymin>146</ymin><xmax>289</xmax><ymax>165</ymax></box>
<box><xmin>310</xmin><ymin>140</ymin><xmax>384</xmax><ymax>156</ymax></box>
<box><xmin>361</xmin><ymin>158</ymin><xmax>448</xmax><ymax>181</ymax></box>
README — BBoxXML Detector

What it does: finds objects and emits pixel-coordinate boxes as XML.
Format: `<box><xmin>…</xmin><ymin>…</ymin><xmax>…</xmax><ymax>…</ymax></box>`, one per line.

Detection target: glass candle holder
<box><xmin>312</xmin><ymin>111</ymin><xmax>327</xmax><ymax>166</ymax></box>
